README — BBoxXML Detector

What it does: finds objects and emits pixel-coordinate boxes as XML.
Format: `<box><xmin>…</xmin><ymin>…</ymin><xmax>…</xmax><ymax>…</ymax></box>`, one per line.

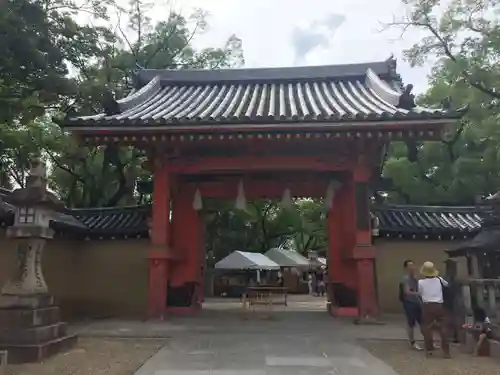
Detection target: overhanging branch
<box><xmin>386</xmin><ymin>14</ymin><xmax>500</xmax><ymax>100</ymax></box>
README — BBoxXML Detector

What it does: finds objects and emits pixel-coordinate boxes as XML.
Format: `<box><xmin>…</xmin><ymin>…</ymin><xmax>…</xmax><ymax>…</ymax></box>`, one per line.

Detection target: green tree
<box><xmin>383</xmin><ymin>0</ymin><xmax>500</xmax><ymax>204</ymax></box>
<box><xmin>204</xmin><ymin>200</ymin><xmax>293</xmax><ymax>264</ymax></box>
<box><xmin>0</xmin><ymin>0</ymin><xmax>114</xmax><ymax>188</ymax></box>
<box><xmin>47</xmin><ymin>3</ymin><xmax>244</xmax><ymax>207</ymax></box>
<box><xmin>289</xmin><ymin>199</ymin><xmax>327</xmax><ymax>255</ymax></box>
<box><xmin>203</xmin><ymin>198</ymin><xmax>328</xmax><ymax>264</ymax></box>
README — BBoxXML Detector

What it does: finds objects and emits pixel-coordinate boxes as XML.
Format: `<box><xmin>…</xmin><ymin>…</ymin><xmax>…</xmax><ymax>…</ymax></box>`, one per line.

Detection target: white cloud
<box><xmin>168</xmin><ymin>0</ymin><xmax>435</xmax><ymax>93</ymax></box>
<box><xmin>291</xmin><ymin>14</ymin><xmax>346</xmax><ymax>64</ymax></box>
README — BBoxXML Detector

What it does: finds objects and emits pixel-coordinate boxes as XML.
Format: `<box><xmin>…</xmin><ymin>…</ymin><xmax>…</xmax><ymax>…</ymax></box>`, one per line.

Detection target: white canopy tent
<box><xmin>214</xmin><ymin>251</ymin><xmax>280</xmax><ymax>270</ymax></box>
<box><xmin>264</xmin><ymin>248</ymin><xmax>310</xmax><ymax>268</ymax></box>
<box><xmin>310</xmin><ymin>256</ymin><xmax>327</xmax><ymax>268</ymax></box>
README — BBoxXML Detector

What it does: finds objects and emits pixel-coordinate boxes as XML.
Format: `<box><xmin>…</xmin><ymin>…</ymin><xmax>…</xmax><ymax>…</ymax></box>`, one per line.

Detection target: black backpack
<box><xmin>439</xmin><ymin>277</ymin><xmax>454</xmax><ymax>310</ymax></box>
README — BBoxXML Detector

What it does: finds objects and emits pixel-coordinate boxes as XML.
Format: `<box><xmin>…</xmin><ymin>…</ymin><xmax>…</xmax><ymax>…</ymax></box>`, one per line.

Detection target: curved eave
<box><xmin>55</xmin><ymin>62</ymin><xmax>467</xmax><ymax>130</ymax></box>
<box><xmin>59</xmin><ymin>109</ymin><xmax>464</xmax><ymax>129</ymax></box>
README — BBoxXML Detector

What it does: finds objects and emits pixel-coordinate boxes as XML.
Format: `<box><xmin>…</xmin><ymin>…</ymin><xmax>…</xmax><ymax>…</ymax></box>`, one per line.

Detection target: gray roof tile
<box><xmin>373</xmin><ymin>205</ymin><xmax>487</xmax><ymax>238</ymax></box>
<box><xmin>0</xmin><ymin>182</ymin><xmax>485</xmax><ymax>239</ymax></box>
<box><xmin>63</xmin><ymin>61</ymin><xmax>462</xmax><ymax>128</ymax></box>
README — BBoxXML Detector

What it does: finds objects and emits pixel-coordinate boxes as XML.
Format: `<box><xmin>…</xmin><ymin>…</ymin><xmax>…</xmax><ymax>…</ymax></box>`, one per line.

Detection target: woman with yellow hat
<box><xmin>417</xmin><ymin>261</ymin><xmax>451</xmax><ymax>358</ymax></box>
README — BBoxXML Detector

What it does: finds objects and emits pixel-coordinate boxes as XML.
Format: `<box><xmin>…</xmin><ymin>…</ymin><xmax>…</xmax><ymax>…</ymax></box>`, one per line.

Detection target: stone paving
<box><xmin>71</xmin><ymin>296</ymin><xmax>402</xmax><ymax>375</ymax></box>
<box><xmin>71</xmin><ymin>297</ymin><xmax>408</xmax><ymax>342</ymax></box>
<box><xmin>133</xmin><ymin>328</ymin><xmax>399</xmax><ymax>375</ymax></box>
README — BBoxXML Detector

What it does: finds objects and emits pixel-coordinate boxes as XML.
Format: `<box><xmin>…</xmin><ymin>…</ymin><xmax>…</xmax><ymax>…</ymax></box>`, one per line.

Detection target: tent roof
<box><xmin>264</xmin><ymin>248</ymin><xmax>310</xmax><ymax>267</ymax></box>
<box><xmin>309</xmin><ymin>256</ymin><xmax>327</xmax><ymax>267</ymax></box>
<box><xmin>214</xmin><ymin>251</ymin><xmax>280</xmax><ymax>270</ymax></box>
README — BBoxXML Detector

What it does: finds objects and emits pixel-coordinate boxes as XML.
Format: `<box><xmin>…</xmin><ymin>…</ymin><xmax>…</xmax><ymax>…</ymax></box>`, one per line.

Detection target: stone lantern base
<box><xmin>0</xmin><ymin>294</ymin><xmax>77</xmax><ymax>364</ymax></box>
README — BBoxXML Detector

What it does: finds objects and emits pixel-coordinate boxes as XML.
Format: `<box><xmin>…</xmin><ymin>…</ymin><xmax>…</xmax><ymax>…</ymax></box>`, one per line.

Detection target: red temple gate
<box><xmin>57</xmin><ymin>58</ymin><xmax>463</xmax><ymax>320</ymax></box>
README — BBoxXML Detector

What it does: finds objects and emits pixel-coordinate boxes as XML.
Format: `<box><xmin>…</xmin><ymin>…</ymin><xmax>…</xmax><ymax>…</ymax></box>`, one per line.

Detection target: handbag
<box><xmin>439</xmin><ymin>277</ymin><xmax>453</xmax><ymax>309</ymax></box>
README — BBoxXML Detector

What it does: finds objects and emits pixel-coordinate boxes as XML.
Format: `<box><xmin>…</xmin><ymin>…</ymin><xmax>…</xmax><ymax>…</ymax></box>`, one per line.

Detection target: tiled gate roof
<box><xmin>60</xmin><ymin>60</ymin><xmax>463</xmax><ymax>128</ymax></box>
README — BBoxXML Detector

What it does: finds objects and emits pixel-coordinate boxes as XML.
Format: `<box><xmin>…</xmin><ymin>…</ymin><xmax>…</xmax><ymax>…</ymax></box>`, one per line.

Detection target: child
<box><xmin>472</xmin><ymin>307</ymin><xmax>493</xmax><ymax>356</ymax></box>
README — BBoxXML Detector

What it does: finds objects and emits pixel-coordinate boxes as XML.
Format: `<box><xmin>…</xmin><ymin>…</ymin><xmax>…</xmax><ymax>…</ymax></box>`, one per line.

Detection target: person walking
<box><xmin>418</xmin><ymin>261</ymin><xmax>451</xmax><ymax>358</ymax></box>
<box><xmin>277</xmin><ymin>270</ymin><xmax>284</xmax><ymax>287</ymax></box>
<box><xmin>311</xmin><ymin>272</ymin><xmax>318</xmax><ymax>296</ymax></box>
<box><xmin>307</xmin><ymin>273</ymin><xmax>313</xmax><ymax>295</ymax></box>
<box><xmin>399</xmin><ymin>260</ymin><xmax>423</xmax><ymax>351</ymax></box>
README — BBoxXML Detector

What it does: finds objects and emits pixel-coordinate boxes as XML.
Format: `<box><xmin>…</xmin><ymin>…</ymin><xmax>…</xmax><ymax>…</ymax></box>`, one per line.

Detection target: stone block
<box><xmin>0</xmin><ymin>299</ymin><xmax>76</xmax><ymax>363</ymax></box>
<box><xmin>0</xmin><ymin>333</ymin><xmax>77</xmax><ymax>364</ymax></box>
<box><xmin>489</xmin><ymin>340</ymin><xmax>500</xmax><ymax>358</ymax></box>
<box><xmin>0</xmin><ymin>350</ymin><xmax>7</xmax><ymax>374</ymax></box>
<box><xmin>463</xmin><ymin>329</ymin><xmax>475</xmax><ymax>354</ymax></box>
<box><xmin>0</xmin><ymin>322</ymin><xmax>67</xmax><ymax>345</ymax></box>
<box><xmin>0</xmin><ymin>306</ymin><xmax>60</xmax><ymax>330</ymax></box>
<box><xmin>0</xmin><ymin>294</ymin><xmax>53</xmax><ymax>309</ymax></box>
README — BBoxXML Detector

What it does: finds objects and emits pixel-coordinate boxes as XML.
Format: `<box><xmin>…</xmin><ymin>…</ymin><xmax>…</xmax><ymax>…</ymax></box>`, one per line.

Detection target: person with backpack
<box><xmin>418</xmin><ymin>261</ymin><xmax>451</xmax><ymax>358</ymax></box>
<box><xmin>399</xmin><ymin>259</ymin><xmax>424</xmax><ymax>351</ymax></box>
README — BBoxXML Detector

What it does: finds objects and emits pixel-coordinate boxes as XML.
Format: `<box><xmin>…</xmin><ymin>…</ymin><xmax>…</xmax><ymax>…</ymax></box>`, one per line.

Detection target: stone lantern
<box><xmin>0</xmin><ymin>157</ymin><xmax>64</xmax><ymax>305</ymax></box>
<box><xmin>0</xmin><ymin>157</ymin><xmax>77</xmax><ymax>363</ymax></box>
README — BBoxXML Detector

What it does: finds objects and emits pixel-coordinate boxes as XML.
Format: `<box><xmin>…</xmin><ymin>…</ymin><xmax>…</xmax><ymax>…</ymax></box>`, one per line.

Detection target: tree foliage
<box><xmin>1</xmin><ymin>0</ymin><xmax>244</xmax><ymax>206</ymax></box>
<box><xmin>204</xmin><ymin>199</ymin><xmax>328</xmax><ymax>265</ymax></box>
<box><xmin>0</xmin><ymin>0</ymin><xmax>115</xmax><ymax>189</ymax></box>
<box><xmin>1</xmin><ymin>0</ymin><xmax>328</xmax><ymax>260</ymax></box>
<box><xmin>9</xmin><ymin>0</ymin><xmax>500</xmax><ymax>259</ymax></box>
<box><xmin>383</xmin><ymin>0</ymin><xmax>500</xmax><ymax>204</ymax></box>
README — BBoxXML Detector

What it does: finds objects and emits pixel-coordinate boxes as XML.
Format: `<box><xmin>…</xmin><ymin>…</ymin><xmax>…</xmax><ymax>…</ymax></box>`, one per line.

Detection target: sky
<box><xmin>77</xmin><ymin>0</ymin><xmax>438</xmax><ymax>94</ymax></box>
<box><xmin>161</xmin><ymin>0</ymin><xmax>434</xmax><ymax>94</ymax></box>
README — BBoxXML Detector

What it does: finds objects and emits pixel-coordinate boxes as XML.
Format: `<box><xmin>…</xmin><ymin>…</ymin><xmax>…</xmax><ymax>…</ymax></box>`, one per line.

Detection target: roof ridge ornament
<box><xmin>385</xmin><ymin>53</ymin><xmax>404</xmax><ymax>91</ymax></box>
<box><xmin>397</xmin><ymin>84</ymin><xmax>416</xmax><ymax>110</ymax></box>
<box><xmin>101</xmin><ymin>90</ymin><xmax>121</xmax><ymax>116</ymax></box>
<box><xmin>132</xmin><ymin>63</ymin><xmax>145</xmax><ymax>90</ymax></box>
<box><xmin>385</xmin><ymin>53</ymin><xmax>396</xmax><ymax>72</ymax></box>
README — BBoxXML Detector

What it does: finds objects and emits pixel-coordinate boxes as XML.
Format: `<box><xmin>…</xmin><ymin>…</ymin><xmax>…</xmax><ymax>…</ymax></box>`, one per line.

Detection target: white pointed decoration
<box><xmin>192</xmin><ymin>188</ymin><xmax>203</xmax><ymax>211</ymax></box>
<box><xmin>235</xmin><ymin>179</ymin><xmax>247</xmax><ymax>210</ymax></box>
<box><xmin>324</xmin><ymin>180</ymin><xmax>341</xmax><ymax>210</ymax></box>
<box><xmin>281</xmin><ymin>187</ymin><xmax>293</xmax><ymax>209</ymax></box>
<box><xmin>371</xmin><ymin>213</ymin><xmax>380</xmax><ymax>237</ymax></box>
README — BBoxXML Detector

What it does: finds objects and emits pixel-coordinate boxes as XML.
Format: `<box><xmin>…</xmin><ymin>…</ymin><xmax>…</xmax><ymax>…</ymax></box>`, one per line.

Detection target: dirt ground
<box><xmin>361</xmin><ymin>339</ymin><xmax>500</xmax><ymax>375</ymax></box>
<box><xmin>4</xmin><ymin>338</ymin><xmax>165</xmax><ymax>375</ymax></box>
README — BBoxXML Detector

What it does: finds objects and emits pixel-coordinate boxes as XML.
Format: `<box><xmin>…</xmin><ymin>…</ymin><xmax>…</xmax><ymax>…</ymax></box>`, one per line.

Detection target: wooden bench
<box><xmin>241</xmin><ymin>287</ymin><xmax>288</xmax><ymax>312</ymax></box>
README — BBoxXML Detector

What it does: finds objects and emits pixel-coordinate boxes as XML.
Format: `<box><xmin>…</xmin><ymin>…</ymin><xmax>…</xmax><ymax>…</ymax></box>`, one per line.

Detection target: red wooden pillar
<box><xmin>169</xmin><ymin>188</ymin><xmax>200</xmax><ymax>314</ymax></box>
<box><xmin>328</xmin><ymin>178</ymin><xmax>358</xmax><ymax>317</ymax></box>
<box><xmin>352</xmin><ymin>165</ymin><xmax>378</xmax><ymax>319</ymax></box>
<box><xmin>327</xmin><ymin>188</ymin><xmax>342</xmax><ymax>315</ymax></box>
<box><xmin>198</xmin><ymin>213</ymin><xmax>205</xmax><ymax>303</ymax></box>
<box><xmin>148</xmin><ymin>160</ymin><xmax>171</xmax><ymax>320</ymax></box>
<box><xmin>327</xmin><ymin>192</ymin><xmax>343</xmax><ymax>283</ymax></box>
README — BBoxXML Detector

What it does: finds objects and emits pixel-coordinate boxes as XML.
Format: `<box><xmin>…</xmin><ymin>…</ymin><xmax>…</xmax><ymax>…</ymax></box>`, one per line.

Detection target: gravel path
<box><xmin>4</xmin><ymin>338</ymin><xmax>165</xmax><ymax>375</ymax></box>
<box><xmin>361</xmin><ymin>340</ymin><xmax>500</xmax><ymax>375</ymax></box>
